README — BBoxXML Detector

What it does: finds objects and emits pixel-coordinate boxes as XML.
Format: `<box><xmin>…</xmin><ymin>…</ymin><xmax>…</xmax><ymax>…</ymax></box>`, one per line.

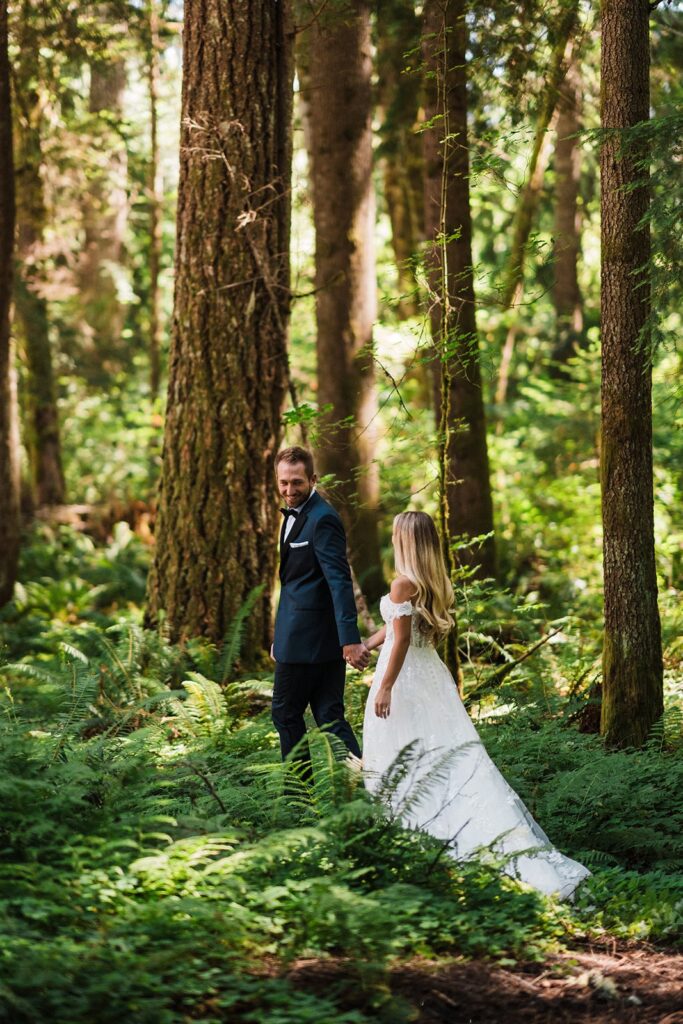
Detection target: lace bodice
<box><xmin>379</xmin><ymin>594</ymin><xmax>432</xmax><ymax>649</ymax></box>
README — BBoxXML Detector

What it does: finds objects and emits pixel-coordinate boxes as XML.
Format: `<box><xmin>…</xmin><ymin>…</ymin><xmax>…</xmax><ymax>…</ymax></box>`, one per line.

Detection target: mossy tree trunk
<box><xmin>376</xmin><ymin>0</ymin><xmax>424</xmax><ymax>319</ymax></box>
<box><xmin>146</xmin><ymin>0</ymin><xmax>163</xmax><ymax>399</ymax></box>
<box><xmin>14</xmin><ymin>272</ymin><xmax>64</xmax><ymax>507</ymax></box>
<box><xmin>13</xmin><ymin>56</ymin><xmax>65</xmax><ymax>507</ymax></box>
<box><xmin>600</xmin><ymin>0</ymin><xmax>663</xmax><ymax>748</ymax></box>
<box><xmin>78</xmin><ymin>17</ymin><xmax>129</xmax><ymax>375</ymax></box>
<box><xmin>551</xmin><ymin>53</ymin><xmax>584</xmax><ymax>368</ymax></box>
<box><xmin>0</xmin><ymin>0</ymin><xmax>20</xmax><ymax>606</ymax></box>
<box><xmin>423</xmin><ymin>0</ymin><xmax>496</xmax><ymax>584</ymax></box>
<box><xmin>146</xmin><ymin>0</ymin><xmax>293</xmax><ymax>656</ymax></box>
<box><xmin>301</xmin><ymin>1</ymin><xmax>384</xmax><ymax>602</ymax></box>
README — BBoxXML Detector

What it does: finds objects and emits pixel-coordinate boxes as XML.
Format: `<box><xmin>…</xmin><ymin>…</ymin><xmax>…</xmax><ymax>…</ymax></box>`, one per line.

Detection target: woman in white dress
<box><xmin>362</xmin><ymin>511</ymin><xmax>589</xmax><ymax>900</ymax></box>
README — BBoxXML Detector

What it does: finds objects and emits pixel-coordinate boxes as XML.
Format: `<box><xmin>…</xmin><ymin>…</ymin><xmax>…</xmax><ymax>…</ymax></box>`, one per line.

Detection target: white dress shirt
<box><xmin>283</xmin><ymin>487</ymin><xmax>317</xmax><ymax>542</ymax></box>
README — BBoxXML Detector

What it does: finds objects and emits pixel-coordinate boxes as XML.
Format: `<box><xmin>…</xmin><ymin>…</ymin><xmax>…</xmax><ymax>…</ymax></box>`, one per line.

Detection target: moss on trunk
<box><xmin>302</xmin><ymin>1</ymin><xmax>384</xmax><ymax>602</ymax></box>
<box><xmin>422</xmin><ymin>0</ymin><xmax>496</xmax><ymax>582</ymax></box>
<box><xmin>600</xmin><ymin>0</ymin><xmax>663</xmax><ymax>748</ymax></box>
<box><xmin>0</xmin><ymin>0</ymin><xmax>20</xmax><ymax>606</ymax></box>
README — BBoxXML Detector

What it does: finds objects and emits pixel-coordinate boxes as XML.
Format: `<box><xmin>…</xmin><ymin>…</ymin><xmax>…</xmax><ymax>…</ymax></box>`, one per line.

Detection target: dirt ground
<box><xmin>287</xmin><ymin>941</ymin><xmax>683</xmax><ymax>1023</ymax></box>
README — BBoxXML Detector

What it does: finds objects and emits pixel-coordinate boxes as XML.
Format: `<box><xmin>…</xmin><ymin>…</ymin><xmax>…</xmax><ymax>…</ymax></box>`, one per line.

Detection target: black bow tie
<box><xmin>280</xmin><ymin>507</ymin><xmax>299</xmax><ymax>518</ymax></box>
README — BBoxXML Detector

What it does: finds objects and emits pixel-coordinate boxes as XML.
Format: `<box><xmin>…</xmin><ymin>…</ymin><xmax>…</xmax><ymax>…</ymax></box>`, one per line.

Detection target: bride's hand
<box><xmin>374</xmin><ymin>686</ymin><xmax>392</xmax><ymax>719</ymax></box>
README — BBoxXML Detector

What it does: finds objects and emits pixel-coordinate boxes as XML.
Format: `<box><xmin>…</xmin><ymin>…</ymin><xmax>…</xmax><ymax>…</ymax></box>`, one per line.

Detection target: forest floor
<box><xmin>284</xmin><ymin>941</ymin><xmax>683</xmax><ymax>1023</ymax></box>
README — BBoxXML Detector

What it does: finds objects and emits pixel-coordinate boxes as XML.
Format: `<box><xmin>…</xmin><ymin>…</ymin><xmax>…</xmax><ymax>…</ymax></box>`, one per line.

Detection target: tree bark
<box><xmin>13</xmin><ymin>60</ymin><xmax>65</xmax><ymax>506</ymax></box>
<box><xmin>0</xmin><ymin>0</ymin><xmax>20</xmax><ymax>606</ymax></box>
<box><xmin>303</xmin><ymin>1</ymin><xmax>384</xmax><ymax>602</ymax></box>
<box><xmin>146</xmin><ymin>0</ymin><xmax>293</xmax><ymax>656</ymax></box>
<box><xmin>423</xmin><ymin>0</ymin><xmax>496</xmax><ymax>583</ymax></box>
<box><xmin>147</xmin><ymin>0</ymin><xmax>163</xmax><ymax>398</ymax></box>
<box><xmin>14</xmin><ymin>277</ymin><xmax>65</xmax><ymax>505</ymax></box>
<box><xmin>78</xmin><ymin>11</ymin><xmax>129</xmax><ymax>376</ymax></box>
<box><xmin>551</xmin><ymin>52</ymin><xmax>584</xmax><ymax>367</ymax></box>
<box><xmin>376</xmin><ymin>0</ymin><xmax>424</xmax><ymax>318</ymax></box>
<box><xmin>600</xmin><ymin>0</ymin><xmax>663</xmax><ymax>748</ymax></box>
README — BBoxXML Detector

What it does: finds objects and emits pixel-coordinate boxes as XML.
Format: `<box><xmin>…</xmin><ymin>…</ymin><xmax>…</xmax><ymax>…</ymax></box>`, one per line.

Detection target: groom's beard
<box><xmin>281</xmin><ymin>482</ymin><xmax>313</xmax><ymax>509</ymax></box>
<box><xmin>292</xmin><ymin>485</ymin><xmax>313</xmax><ymax>508</ymax></box>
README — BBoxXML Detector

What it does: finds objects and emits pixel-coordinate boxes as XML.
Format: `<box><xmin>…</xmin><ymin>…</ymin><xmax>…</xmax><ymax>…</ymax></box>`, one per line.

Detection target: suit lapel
<box><xmin>279</xmin><ymin>492</ymin><xmax>321</xmax><ymax>579</ymax></box>
<box><xmin>280</xmin><ymin>511</ymin><xmax>309</xmax><ymax>578</ymax></box>
<box><xmin>285</xmin><ymin>510</ymin><xmax>309</xmax><ymax>547</ymax></box>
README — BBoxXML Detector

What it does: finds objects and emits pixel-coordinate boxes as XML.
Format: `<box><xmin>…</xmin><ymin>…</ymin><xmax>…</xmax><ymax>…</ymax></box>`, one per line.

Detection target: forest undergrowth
<box><xmin>0</xmin><ymin>525</ymin><xmax>681</xmax><ymax>1023</ymax></box>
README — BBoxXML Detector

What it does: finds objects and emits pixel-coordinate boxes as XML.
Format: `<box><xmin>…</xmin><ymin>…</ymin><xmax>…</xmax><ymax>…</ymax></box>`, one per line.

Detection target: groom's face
<box><xmin>277</xmin><ymin>461</ymin><xmax>316</xmax><ymax>508</ymax></box>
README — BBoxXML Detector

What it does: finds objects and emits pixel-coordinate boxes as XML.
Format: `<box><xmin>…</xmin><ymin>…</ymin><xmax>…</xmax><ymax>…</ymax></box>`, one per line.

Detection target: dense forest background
<box><xmin>0</xmin><ymin>0</ymin><xmax>682</xmax><ymax>1020</ymax></box>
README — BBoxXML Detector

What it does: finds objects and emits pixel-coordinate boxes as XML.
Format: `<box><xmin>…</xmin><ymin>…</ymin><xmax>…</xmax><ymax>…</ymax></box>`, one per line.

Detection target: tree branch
<box><xmin>464</xmin><ymin>629</ymin><xmax>563</xmax><ymax>706</ymax></box>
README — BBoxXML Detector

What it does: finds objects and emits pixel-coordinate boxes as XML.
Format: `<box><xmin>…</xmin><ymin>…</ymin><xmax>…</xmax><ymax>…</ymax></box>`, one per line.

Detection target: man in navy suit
<box><xmin>272</xmin><ymin>446</ymin><xmax>369</xmax><ymax>779</ymax></box>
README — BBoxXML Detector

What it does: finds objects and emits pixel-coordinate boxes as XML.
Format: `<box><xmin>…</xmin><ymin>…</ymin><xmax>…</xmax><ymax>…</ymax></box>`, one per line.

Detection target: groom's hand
<box><xmin>343</xmin><ymin>643</ymin><xmax>370</xmax><ymax>670</ymax></box>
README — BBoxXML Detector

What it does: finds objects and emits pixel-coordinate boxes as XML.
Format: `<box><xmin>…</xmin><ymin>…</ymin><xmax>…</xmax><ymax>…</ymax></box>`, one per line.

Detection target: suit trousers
<box><xmin>272</xmin><ymin>658</ymin><xmax>361</xmax><ymax>781</ymax></box>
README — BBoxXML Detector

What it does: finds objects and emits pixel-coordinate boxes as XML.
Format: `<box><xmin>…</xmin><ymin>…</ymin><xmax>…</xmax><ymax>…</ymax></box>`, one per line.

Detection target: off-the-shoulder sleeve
<box><xmin>383</xmin><ymin>597</ymin><xmax>414</xmax><ymax>621</ymax></box>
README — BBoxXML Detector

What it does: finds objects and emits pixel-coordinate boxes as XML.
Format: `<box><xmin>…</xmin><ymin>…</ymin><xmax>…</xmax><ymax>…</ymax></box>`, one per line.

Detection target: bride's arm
<box><xmin>374</xmin><ymin>577</ymin><xmax>415</xmax><ymax>718</ymax></box>
<box><xmin>374</xmin><ymin>613</ymin><xmax>411</xmax><ymax>718</ymax></box>
<box><xmin>363</xmin><ymin>625</ymin><xmax>386</xmax><ymax>651</ymax></box>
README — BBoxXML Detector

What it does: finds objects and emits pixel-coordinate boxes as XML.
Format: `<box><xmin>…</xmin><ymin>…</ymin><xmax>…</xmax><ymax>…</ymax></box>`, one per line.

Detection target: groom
<box><xmin>271</xmin><ymin>446</ymin><xmax>369</xmax><ymax>779</ymax></box>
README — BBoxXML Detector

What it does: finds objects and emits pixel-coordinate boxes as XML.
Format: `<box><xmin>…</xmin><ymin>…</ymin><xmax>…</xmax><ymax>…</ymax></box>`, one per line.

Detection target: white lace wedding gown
<box><xmin>362</xmin><ymin>596</ymin><xmax>590</xmax><ymax>899</ymax></box>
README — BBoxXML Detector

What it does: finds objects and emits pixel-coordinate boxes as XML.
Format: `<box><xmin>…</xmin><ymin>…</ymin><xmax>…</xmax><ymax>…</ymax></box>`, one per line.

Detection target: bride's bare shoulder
<box><xmin>390</xmin><ymin>576</ymin><xmax>418</xmax><ymax>603</ymax></box>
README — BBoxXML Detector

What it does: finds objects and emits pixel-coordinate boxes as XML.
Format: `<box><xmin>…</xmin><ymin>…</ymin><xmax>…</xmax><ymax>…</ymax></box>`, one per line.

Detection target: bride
<box><xmin>362</xmin><ymin>510</ymin><xmax>590</xmax><ymax>900</ymax></box>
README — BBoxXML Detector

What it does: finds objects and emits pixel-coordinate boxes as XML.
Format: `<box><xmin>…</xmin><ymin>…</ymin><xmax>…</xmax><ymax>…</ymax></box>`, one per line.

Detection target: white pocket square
<box><xmin>290</xmin><ymin>541</ymin><xmax>309</xmax><ymax>548</ymax></box>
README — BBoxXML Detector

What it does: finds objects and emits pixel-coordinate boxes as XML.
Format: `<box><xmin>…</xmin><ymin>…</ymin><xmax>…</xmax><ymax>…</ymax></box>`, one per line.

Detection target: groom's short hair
<box><xmin>275</xmin><ymin>446</ymin><xmax>315</xmax><ymax>479</ymax></box>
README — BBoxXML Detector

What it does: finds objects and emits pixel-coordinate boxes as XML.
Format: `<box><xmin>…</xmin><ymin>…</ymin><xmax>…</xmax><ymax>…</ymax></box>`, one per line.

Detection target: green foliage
<box><xmin>59</xmin><ymin>373</ymin><xmax>164</xmax><ymax>503</ymax></box>
<box><xmin>5</xmin><ymin>0</ymin><xmax>683</xmax><ymax>1013</ymax></box>
<box><xmin>172</xmin><ymin>673</ymin><xmax>231</xmax><ymax>737</ymax></box>
<box><xmin>480</xmin><ymin>714</ymin><xmax>683</xmax><ymax>873</ymax></box>
<box><xmin>0</xmin><ymin>522</ymin><xmax>151</xmax><ymax>659</ymax></box>
<box><xmin>0</xmin><ymin>680</ymin><xmax>562</xmax><ymax>1023</ymax></box>
<box><xmin>574</xmin><ymin>868</ymin><xmax>683</xmax><ymax>945</ymax></box>
<box><xmin>1</xmin><ymin>526</ymin><xmax>682</xmax><ymax>1021</ymax></box>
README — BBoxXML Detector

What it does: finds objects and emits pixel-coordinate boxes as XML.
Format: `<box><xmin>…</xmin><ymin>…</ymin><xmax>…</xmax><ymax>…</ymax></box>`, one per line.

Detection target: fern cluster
<box><xmin>1</xmin><ymin>524</ymin><xmax>682</xmax><ymax>1022</ymax></box>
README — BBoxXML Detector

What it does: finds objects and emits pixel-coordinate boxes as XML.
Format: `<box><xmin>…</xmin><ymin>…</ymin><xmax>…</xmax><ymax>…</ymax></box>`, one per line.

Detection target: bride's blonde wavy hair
<box><xmin>392</xmin><ymin>511</ymin><xmax>455</xmax><ymax>643</ymax></box>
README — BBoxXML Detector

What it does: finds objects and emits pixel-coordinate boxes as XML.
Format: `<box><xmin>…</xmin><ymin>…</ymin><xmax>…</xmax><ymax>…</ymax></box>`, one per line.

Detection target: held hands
<box><xmin>374</xmin><ymin>685</ymin><xmax>392</xmax><ymax>719</ymax></box>
<box><xmin>343</xmin><ymin>642</ymin><xmax>371</xmax><ymax>671</ymax></box>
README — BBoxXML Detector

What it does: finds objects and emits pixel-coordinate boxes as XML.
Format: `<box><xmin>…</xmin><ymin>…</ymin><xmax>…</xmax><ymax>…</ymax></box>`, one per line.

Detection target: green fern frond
<box><xmin>58</xmin><ymin>642</ymin><xmax>89</xmax><ymax>665</ymax></box>
<box><xmin>172</xmin><ymin>674</ymin><xmax>230</xmax><ymax>737</ymax></box>
<box><xmin>0</xmin><ymin>662</ymin><xmax>64</xmax><ymax>686</ymax></box>
<box><xmin>52</xmin><ymin>669</ymin><xmax>100</xmax><ymax>751</ymax></box>
<box><xmin>215</xmin><ymin>584</ymin><xmax>265</xmax><ymax>683</ymax></box>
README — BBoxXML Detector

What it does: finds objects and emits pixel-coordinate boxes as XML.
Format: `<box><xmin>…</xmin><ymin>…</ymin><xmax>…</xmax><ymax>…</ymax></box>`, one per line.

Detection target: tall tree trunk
<box><xmin>13</xmin><ymin>80</ymin><xmax>65</xmax><ymax>506</ymax></box>
<box><xmin>303</xmin><ymin>1</ymin><xmax>384</xmax><ymax>602</ymax></box>
<box><xmin>146</xmin><ymin>0</ymin><xmax>293</xmax><ymax>655</ymax></box>
<box><xmin>147</xmin><ymin>0</ymin><xmax>163</xmax><ymax>398</ymax></box>
<box><xmin>78</xmin><ymin>17</ymin><xmax>128</xmax><ymax>374</ymax></box>
<box><xmin>0</xmin><ymin>0</ymin><xmax>20</xmax><ymax>606</ymax></box>
<box><xmin>423</xmin><ymin>0</ymin><xmax>496</xmax><ymax>585</ymax></box>
<box><xmin>600</xmin><ymin>0</ymin><xmax>663</xmax><ymax>748</ymax></box>
<box><xmin>500</xmin><ymin>2</ymin><xmax>580</xmax><ymax>310</ymax></box>
<box><xmin>377</xmin><ymin>0</ymin><xmax>424</xmax><ymax>318</ymax></box>
<box><xmin>551</xmin><ymin>52</ymin><xmax>584</xmax><ymax>367</ymax></box>
<box><xmin>14</xmin><ymin>277</ymin><xmax>64</xmax><ymax>505</ymax></box>
<box><xmin>495</xmin><ymin>0</ymin><xmax>579</xmax><ymax>407</ymax></box>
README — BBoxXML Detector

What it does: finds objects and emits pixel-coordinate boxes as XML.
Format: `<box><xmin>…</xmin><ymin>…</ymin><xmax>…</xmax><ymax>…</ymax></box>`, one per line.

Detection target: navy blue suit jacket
<box><xmin>273</xmin><ymin>491</ymin><xmax>361</xmax><ymax>663</ymax></box>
